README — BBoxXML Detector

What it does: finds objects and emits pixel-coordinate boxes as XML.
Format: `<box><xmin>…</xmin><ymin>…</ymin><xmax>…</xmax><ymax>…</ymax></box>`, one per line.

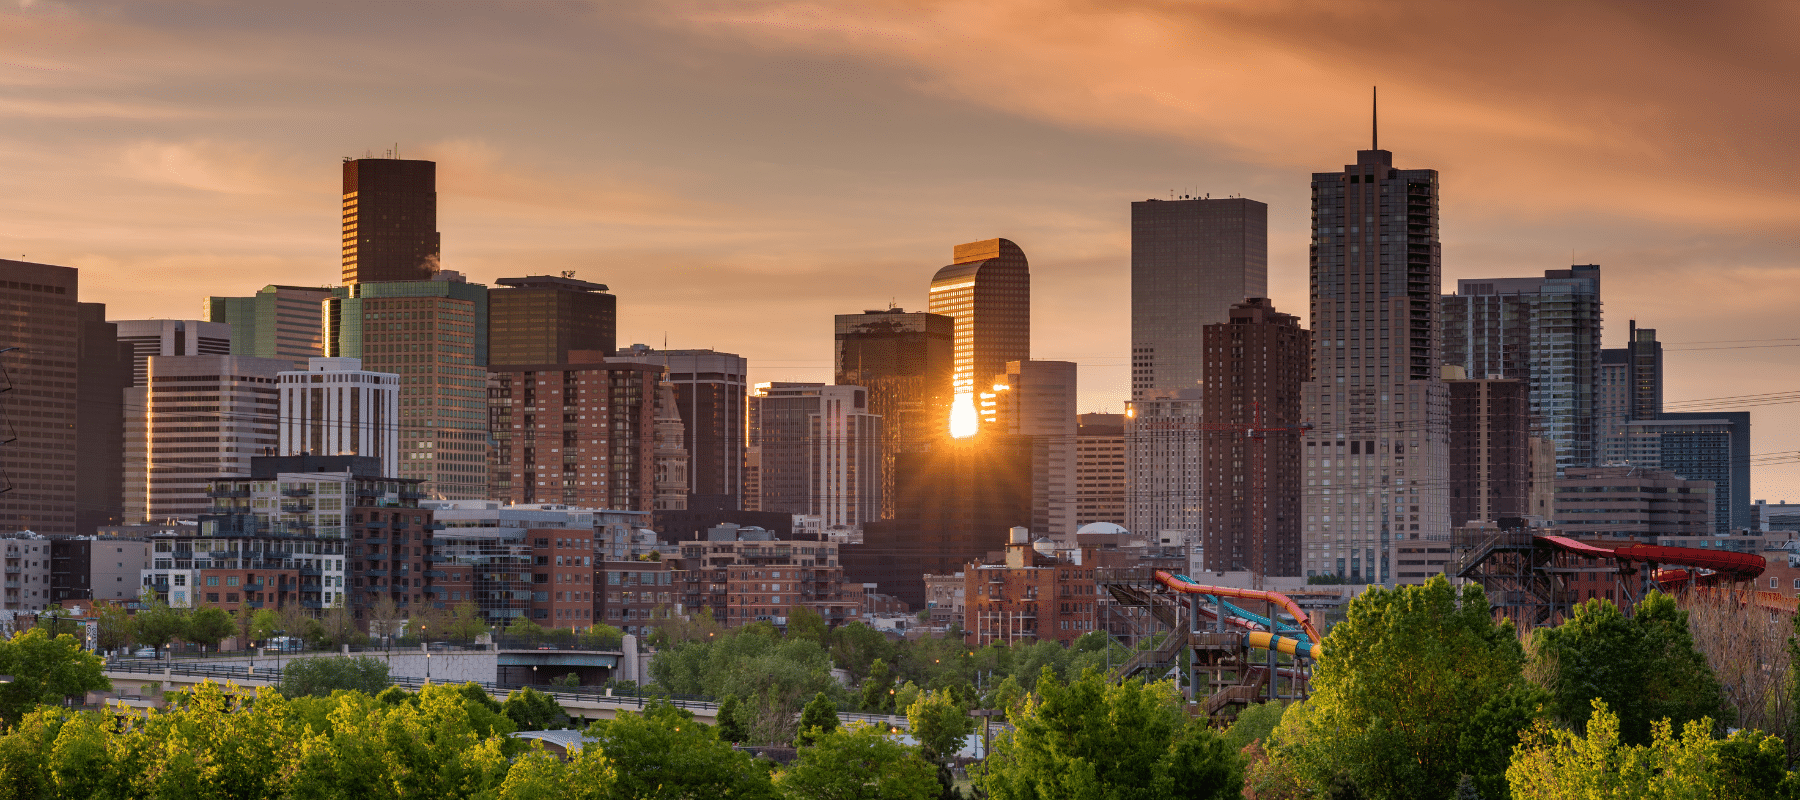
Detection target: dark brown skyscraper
<box><xmin>1201</xmin><ymin>299</ymin><xmax>1310</xmax><ymax>577</ymax></box>
<box><xmin>341</xmin><ymin>158</ymin><xmax>440</xmax><ymax>284</ymax></box>
<box><xmin>488</xmin><ymin>275</ymin><xmax>617</xmax><ymax>366</ymax></box>
<box><xmin>1448</xmin><ymin>376</ymin><xmax>1530</xmax><ymax>526</ymax></box>
<box><xmin>929</xmin><ymin>238</ymin><xmax>1029</xmax><ymax>435</ymax></box>
<box><xmin>834</xmin><ymin>308</ymin><xmax>953</xmax><ymax>516</ymax></box>
<box><xmin>0</xmin><ymin>260</ymin><xmax>80</xmax><ymax>536</ymax></box>
<box><xmin>76</xmin><ymin>302</ymin><xmax>126</xmax><ymax>534</ymax></box>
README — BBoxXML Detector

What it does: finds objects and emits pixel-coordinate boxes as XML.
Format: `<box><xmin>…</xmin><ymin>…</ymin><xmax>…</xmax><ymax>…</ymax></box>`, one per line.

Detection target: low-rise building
<box><xmin>51</xmin><ymin>537</ymin><xmax>153</xmax><ymax>603</ymax></box>
<box><xmin>964</xmin><ymin>528</ymin><xmax>1098</xmax><ymax>647</ymax></box>
<box><xmin>923</xmin><ymin>572</ymin><xmax>965</xmax><ymax>628</ymax></box>
<box><xmin>1555</xmin><ymin>467</ymin><xmax>1715</xmax><ymax>540</ymax></box>
<box><xmin>672</xmin><ymin>523</ymin><xmax>854</xmax><ymax>628</ymax></box>
<box><xmin>1</xmin><ymin>534</ymin><xmax>55</xmax><ymax>612</ymax></box>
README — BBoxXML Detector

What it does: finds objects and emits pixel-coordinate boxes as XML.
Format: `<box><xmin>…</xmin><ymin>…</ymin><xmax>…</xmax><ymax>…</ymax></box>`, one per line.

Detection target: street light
<box><xmin>421</xmin><ymin>624</ymin><xmax>430</xmax><ymax>683</ymax></box>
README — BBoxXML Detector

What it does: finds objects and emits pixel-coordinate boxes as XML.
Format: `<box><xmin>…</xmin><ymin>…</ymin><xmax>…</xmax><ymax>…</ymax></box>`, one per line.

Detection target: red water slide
<box><xmin>1535</xmin><ymin>535</ymin><xmax>1765</xmax><ymax>585</ymax></box>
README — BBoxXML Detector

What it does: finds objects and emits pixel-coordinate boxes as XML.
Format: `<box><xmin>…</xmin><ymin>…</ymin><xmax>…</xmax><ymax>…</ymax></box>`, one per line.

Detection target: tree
<box><xmin>94</xmin><ymin>603</ymin><xmax>134</xmax><ymax>653</ymax></box>
<box><xmin>277</xmin><ymin>600</ymin><xmax>313</xmax><ymax>648</ymax></box>
<box><xmin>1679</xmin><ymin>594</ymin><xmax>1793</xmax><ymax>740</ymax></box>
<box><xmin>1265</xmin><ymin>576</ymin><xmax>1541</xmax><ymax>800</ymax></box>
<box><xmin>787</xmin><ymin>606</ymin><xmax>828</xmax><ymax>643</ymax></box>
<box><xmin>796</xmin><ymin>692</ymin><xmax>841</xmax><ymax>747</ymax></box>
<box><xmin>581</xmin><ymin>623</ymin><xmax>624</xmax><ymax>650</ymax></box>
<box><xmin>1531</xmin><ymin>593</ymin><xmax>1727</xmax><ymax>745</ymax></box>
<box><xmin>503</xmin><ymin>687</ymin><xmax>569</xmax><ymax>731</ymax></box>
<box><xmin>248</xmin><ymin>608</ymin><xmax>280</xmax><ymax>644</ymax></box>
<box><xmin>276</xmin><ymin>654</ymin><xmax>391</xmax><ymax>698</ymax></box>
<box><xmin>778</xmin><ymin>723</ymin><xmax>940</xmax><ymax>800</ymax></box>
<box><xmin>1224</xmin><ymin>701</ymin><xmax>1286</xmax><ymax>752</ymax></box>
<box><xmin>185</xmin><ymin>606</ymin><xmax>236</xmax><ymax>653</ymax></box>
<box><xmin>368</xmin><ymin>595</ymin><xmax>403</xmax><ymax>644</ymax></box>
<box><xmin>0</xmin><ymin>627</ymin><xmax>109</xmax><ymax>724</ymax></box>
<box><xmin>861</xmin><ymin>658</ymin><xmax>895</xmax><ymax>713</ymax></box>
<box><xmin>320</xmin><ymin>602</ymin><xmax>360</xmax><ymax>648</ymax></box>
<box><xmin>587</xmin><ymin>700</ymin><xmax>778</xmax><ymax>799</ymax></box>
<box><xmin>506</xmin><ymin>616</ymin><xmax>546</xmax><ymax>645</ymax></box>
<box><xmin>974</xmin><ymin>668</ymin><xmax>1242</xmax><ymax>800</ymax></box>
<box><xmin>830</xmin><ymin>622</ymin><xmax>894</xmax><ymax>683</ymax></box>
<box><xmin>448</xmin><ymin>599</ymin><xmax>489</xmax><ymax>643</ymax></box>
<box><xmin>1507</xmin><ymin>698</ymin><xmax>1794</xmax><ymax>800</ymax></box>
<box><xmin>132</xmin><ymin>590</ymin><xmax>187</xmax><ymax>657</ymax></box>
<box><xmin>717</xmin><ymin>695</ymin><xmax>750</xmax><ymax>743</ymax></box>
<box><xmin>907</xmin><ymin>689</ymin><xmax>975</xmax><ymax>799</ymax></box>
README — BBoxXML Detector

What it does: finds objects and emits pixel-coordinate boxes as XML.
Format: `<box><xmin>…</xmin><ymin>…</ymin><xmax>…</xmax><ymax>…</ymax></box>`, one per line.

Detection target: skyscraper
<box><xmin>0</xmin><ymin>261</ymin><xmax>80</xmax><ymax>536</ymax></box>
<box><xmin>1621</xmin><ymin>412</ymin><xmax>1749</xmax><ymax>535</ymax></box>
<box><xmin>928</xmin><ymin>238</ymin><xmax>1029</xmax><ymax>434</ymax></box>
<box><xmin>1598</xmin><ymin>321</ymin><xmax>1662</xmax><ymax>465</ymax></box>
<box><xmin>1441</xmin><ymin>265</ymin><xmax>1602</xmax><ymax>470</ymax></box>
<box><xmin>323</xmin><ymin>275</ymin><xmax>490</xmax><ymax>499</ymax></box>
<box><xmin>1131</xmin><ymin>197</ymin><xmax>1269</xmax><ymax>401</ymax></box>
<box><xmin>1075</xmin><ymin>414</ymin><xmax>1127</xmax><ymax>528</ymax></box>
<box><xmin>834</xmin><ymin>308</ymin><xmax>954</xmax><ymax>516</ymax></box>
<box><xmin>76</xmin><ymin>303</ymin><xmax>127</xmax><ymax>534</ymax></box>
<box><xmin>749</xmin><ymin>382</ymin><xmax>883</xmax><ymax>530</ymax></box>
<box><xmin>987</xmin><ymin>360</ymin><xmax>1078</xmax><ymax>542</ymax></box>
<box><xmin>143</xmin><ymin>355</ymin><xmax>288</xmax><ymax>521</ymax></box>
<box><xmin>486</xmin><ymin>352</ymin><xmax>659</xmax><ymax>510</ymax></box>
<box><xmin>341</xmin><ymin>157</ymin><xmax>440</xmax><ymax>285</ymax></box>
<box><xmin>1125</xmin><ymin>391</ymin><xmax>1203</xmax><ymax>569</ymax></box>
<box><xmin>1201</xmin><ymin>299</ymin><xmax>1309</xmax><ymax>577</ymax></box>
<box><xmin>610</xmin><ymin>345</ymin><xmax>748</xmax><ymax>509</ymax></box>
<box><xmin>277</xmin><ymin>358</ymin><xmax>400</xmax><ymax>474</ymax></box>
<box><xmin>203</xmin><ymin>285</ymin><xmax>335</xmax><ymax>367</ymax></box>
<box><xmin>1447</xmin><ymin>376</ymin><xmax>1530</xmax><ymax>527</ymax></box>
<box><xmin>115</xmin><ymin>319</ymin><xmax>234</xmax><ymax>523</ymax></box>
<box><xmin>1301</xmin><ymin>140</ymin><xmax>1447</xmax><ymax>586</ymax></box>
<box><xmin>488</xmin><ymin>275</ymin><xmax>617</xmax><ymax>366</ymax></box>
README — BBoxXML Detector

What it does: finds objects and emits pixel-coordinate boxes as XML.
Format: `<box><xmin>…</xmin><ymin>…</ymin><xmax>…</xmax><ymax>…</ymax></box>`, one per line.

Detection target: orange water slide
<box><xmin>1154</xmin><ymin>571</ymin><xmax>1325</xmax><ymax>645</ymax></box>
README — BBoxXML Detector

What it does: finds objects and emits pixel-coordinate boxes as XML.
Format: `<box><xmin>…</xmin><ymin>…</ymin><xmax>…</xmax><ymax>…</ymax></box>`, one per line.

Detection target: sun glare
<box><xmin>949</xmin><ymin>392</ymin><xmax>979</xmax><ymax>438</ymax></box>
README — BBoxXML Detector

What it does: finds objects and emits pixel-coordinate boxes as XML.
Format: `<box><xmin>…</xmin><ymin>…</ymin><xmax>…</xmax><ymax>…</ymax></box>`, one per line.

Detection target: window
<box><xmin>206</xmin><ymin>576</ymin><xmax>220</xmax><ymax>587</ymax></box>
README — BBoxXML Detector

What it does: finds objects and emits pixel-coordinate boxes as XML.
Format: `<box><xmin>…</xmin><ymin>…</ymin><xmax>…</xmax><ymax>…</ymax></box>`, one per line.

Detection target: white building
<box><xmin>278</xmin><ymin>357</ymin><xmax>400</xmax><ymax>475</ymax></box>
<box><xmin>143</xmin><ymin>354</ymin><xmax>289</xmax><ymax>522</ymax></box>
<box><xmin>117</xmin><ymin>319</ymin><xmax>233</xmax><ymax>522</ymax></box>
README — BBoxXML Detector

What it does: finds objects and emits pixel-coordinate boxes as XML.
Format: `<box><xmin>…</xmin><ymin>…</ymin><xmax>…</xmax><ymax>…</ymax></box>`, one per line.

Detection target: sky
<box><xmin>4</xmin><ymin>0</ymin><xmax>1800</xmax><ymax>499</ymax></box>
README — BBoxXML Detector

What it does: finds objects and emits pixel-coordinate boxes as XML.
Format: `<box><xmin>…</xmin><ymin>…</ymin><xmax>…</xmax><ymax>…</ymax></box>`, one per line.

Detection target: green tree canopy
<box><xmin>0</xmin><ymin>627</ymin><xmax>108</xmax><ymax>724</ymax></box>
<box><xmin>975</xmin><ymin>669</ymin><xmax>1242</xmax><ymax>800</ymax></box>
<box><xmin>786</xmin><ymin>606</ymin><xmax>828</xmax><ymax>643</ymax></box>
<box><xmin>503</xmin><ymin>687</ymin><xmax>569</xmax><ymax>731</ymax></box>
<box><xmin>1530</xmin><ymin>592</ymin><xmax>1728</xmax><ymax>745</ymax></box>
<box><xmin>276</xmin><ymin>655</ymin><xmax>391</xmax><ymax>699</ymax></box>
<box><xmin>860</xmin><ymin>658</ymin><xmax>896</xmax><ymax>713</ymax></box>
<box><xmin>1507</xmin><ymin>699</ymin><xmax>1793</xmax><ymax>800</ymax></box>
<box><xmin>185</xmin><ymin>606</ymin><xmax>237</xmax><ymax>652</ymax></box>
<box><xmin>585</xmin><ymin>700</ymin><xmax>778</xmax><ymax>800</ymax></box>
<box><xmin>132</xmin><ymin>590</ymin><xmax>187</xmax><ymax>654</ymax></box>
<box><xmin>1268</xmin><ymin>576</ymin><xmax>1543</xmax><ymax>800</ymax></box>
<box><xmin>95</xmin><ymin>603</ymin><xmax>134</xmax><ymax>652</ymax></box>
<box><xmin>248</xmin><ymin>608</ymin><xmax>280</xmax><ymax>643</ymax></box>
<box><xmin>796</xmin><ymin>692</ymin><xmax>841</xmax><ymax>747</ymax></box>
<box><xmin>777</xmin><ymin>723</ymin><xmax>940</xmax><ymax>800</ymax></box>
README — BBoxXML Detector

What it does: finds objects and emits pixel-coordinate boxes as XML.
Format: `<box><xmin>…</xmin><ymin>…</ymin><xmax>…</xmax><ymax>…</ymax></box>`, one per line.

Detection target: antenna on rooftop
<box><xmin>1372</xmin><ymin>86</ymin><xmax>1379</xmax><ymax>150</ymax></box>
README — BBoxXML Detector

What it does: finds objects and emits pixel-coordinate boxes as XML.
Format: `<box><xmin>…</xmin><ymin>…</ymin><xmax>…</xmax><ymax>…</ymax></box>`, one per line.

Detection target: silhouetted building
<box><xmin>488</xmin><ymin>275</ymin><xmax>617</xmax><ymax>366</ymax></box>
<box><xmin>204</xmin><ymin>285</ymin><xmax>335</xmax><ymax>367</ymax></box>
<box><xmin>1447</xmin><ymin>376</ymin><xmax>1530</xmax><ymax>527</ymax></box>
<box><xmin>487</xmin><ymin>352</ymin><xmax>659</xmax><ymax>510</ymax></box>
<box><xmin>1301</xmin><ymin>140</ymin><xmax>1447</xmax><ymax>585</ymax></box>
<box><xmin>834</xmin><ymin>308</ymin><xmax>953</xmax><ymax>516</ymax></box>
<box><xmin>76</xmin><ymin>303</ymin><xmax>127</xmax><ymax>534</ymax></box>
<box><xmin>0</xmin><ymin>260</ymin><xmax>81</xmax><ymax>536</ymax></box>
<box><xmin>1131</xmin><ymin>197</ymin><xmax>1268</xmax><ymax>401</ymax></box>
<box><xmin>987</xmin><ymin>360</ymin><xmax>1077</xmax><ymax>542</ymax></box>
<box><xmin>929</xmin><ymin>239</ymin><xmax>1029</xmax><ymax>431</ymax></box>
<box><xmin>341</xmin><ymin>158</ymin><xmax>440</xmax><ymax>284</ymax></box>
<box><xmin>1201</xmin><ymin>299</ymin><xmax>1310</xmax><ymax>576</ymax></box>
<box><xmin>610</xmin><ymin>346</ymin><xmax>747</xmax><ymax>509</ymax></box>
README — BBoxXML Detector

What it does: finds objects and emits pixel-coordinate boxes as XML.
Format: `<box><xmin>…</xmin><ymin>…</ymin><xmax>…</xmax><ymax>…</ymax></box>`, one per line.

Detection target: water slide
<box><xmin>1533</xmin><ymin>535</ymin><xmax>1765</xmax><ymax>585</ymax></box>
<box><xmin>1212</xmin><ymin>597</ymin><xmax>1309</xmax><ymax>641</ymax></box>
<box><xmin>1155</xmin><ymin>571</ymin><xmax>1324</xmax><ymax>656</ymax></box>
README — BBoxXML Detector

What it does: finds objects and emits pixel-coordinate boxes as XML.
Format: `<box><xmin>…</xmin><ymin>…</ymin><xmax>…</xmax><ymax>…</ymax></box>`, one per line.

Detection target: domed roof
<box><xmin>1077</xmin><ymin>522</ymin><xmax>1130</xmax><ymax>536</ymax></box>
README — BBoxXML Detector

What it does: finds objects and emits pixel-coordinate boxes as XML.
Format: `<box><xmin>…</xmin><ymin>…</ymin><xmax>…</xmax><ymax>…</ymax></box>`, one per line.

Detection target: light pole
<box><xmin>421</xmin><ymin>624</ymin><xmax>429</xmax><ymax>684</ymax></box>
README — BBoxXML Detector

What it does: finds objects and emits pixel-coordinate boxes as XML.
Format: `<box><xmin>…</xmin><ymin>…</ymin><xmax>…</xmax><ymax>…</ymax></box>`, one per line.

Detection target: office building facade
<box><xmin>1441</xmin><ymin>265</ymin><xmax>1603</xmax><ymax>470</ymax></box>
<box><xmin>204</xmin><ymin>285</ymin><xmax>335</xmax><ymax>367</ymax></box>
<box><xmin>1125</xmin><ymin>391</ymin><xmax>1203</xmax><ymax>571</ymax></box>
<box><xmin>610</xmin><ymin>345</ymin><xmax>748</xmax><ymax>509</ymax></box>
<box><xmin>1447</xmin><ymin>377</ymin><xmax>1530</xmax><ymax>527</ymax></box>
<box><xmin>834</xmin><ymin>308</ymin><xmax>954</xmax><ymax>515</ymax></box>
<box><xmin>1130</xmin><ymin>197</ymin><xmax>1269</xmax><ymax>401</ymax></box>
<box><xmin>76</xmin><ymin>303</ymin><xmax>127</xmax><ymax>535</ymax></box>
<box><xmin>143</xmin><ymin>354</ymin><xmax>289</xmax><ymax>521</ymax></box>
<box><xmin>1301</xmin><ymin>144</ymin><xmax>1448</xmax><ymax>585</ymax></box>
<box><xmin>1555</xmin><ymin>466</ymin><xmax>1714</xmax><ymax>539</ymax></box>
<box><xmin>118</xmin><ymin>319</ymin><xmax>235</xmax><ymax>523</ymax></box>
<box><xmin>0</xmin><ymin>261</ymin><xmax>82</xmax><ymax>537</ymax></box>
<box><xmin>1598</xmin><ymin>321</ymin><xmax>1662</xmax><ymax>465</ymax></box>
<box><xmin>987</xmin><ymin>360</ymin><xmax>1078</xmax><ymax>542</ymax></box>
<box><xmin>324</xmin><ymin>275</ymin><xmax>490</xmax><ymax>499</ymax></box>
<box><xmin>1621</xmin><ymin>412</ymin><xmax>1750</xmax><ymax>534</ymax></box>
<box><xmin>488</xmin><ymin>275</ymin><xmax>617</xmax><ymax>366</ymax></box>
<box><xmin>341</xmin><ymin>158</ymin><xmax>440</xmax><ymax>284</ymax></box>
<box><xmin>1075</xmin><ymin>413</ymin><xmax>1127</xmax><ymax>528</ymax></box>
<box><xmin>487</xmin><ymin>353</ymin><xmax>660</xmax><ymax>511</ymax></box>
<box><xmin>1201</xmin><ymin>299</ymin><xmax>1310</xmax><ymax>577</ymax></box>
<box><xmin>750</xmin><ymin>383</ymin><xmax>883</xmax><ymax>530</ymax></box>
<box><xmin>278</xmin><ymin>357</ymin><xmax>400</xmax><ymax>474</ymax></box>
<box><xmin>928</xmin><ymin>238</ymin><xmax>1029</xmax><ymax>430</ymax></box>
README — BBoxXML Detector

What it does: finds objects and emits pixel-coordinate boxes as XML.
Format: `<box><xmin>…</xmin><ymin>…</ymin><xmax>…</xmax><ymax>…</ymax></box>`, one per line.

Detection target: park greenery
<box><xmin>6</xmin><ymin>574</ymin><xmax>1800</xmax><ymax>796</ymax></box>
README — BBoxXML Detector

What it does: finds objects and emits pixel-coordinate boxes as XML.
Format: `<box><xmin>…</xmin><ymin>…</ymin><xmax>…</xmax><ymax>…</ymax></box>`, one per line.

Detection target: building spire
<box><xmin>1372</xmin><ymin>86</ymin><xmax>1378</xmax><ymax>151</ymax></box>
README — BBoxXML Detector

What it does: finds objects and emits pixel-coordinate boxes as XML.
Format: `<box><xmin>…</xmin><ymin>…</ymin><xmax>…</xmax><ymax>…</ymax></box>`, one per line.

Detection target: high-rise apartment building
<box><xmin>1441</xmin><ymin>265</ymin><xmax>1603</xmax><ymax>470</ymax></box>
<box><xmin>610</xmin><ymin>346</ymin><xmax>748</xmax><ymax>509</ymax></box>
<box><xmin>486</xmin><ymin>352</ymin><xmax>660</xmax><ymax>510</ymax></box>
<box><xmin>488</xmin><ymin>275</ymin><xmax>617</xmax><ymax>366</ymax></box>
<box><xmin>341</xmin><ymin>158</ymin><xmax>440</xmax><ymax>285</ymax></box>
<box><xmin>204</xmin><ymin>285</ymin><xmax>335</xmax><ymax>367</ymax></box>
<box><xmin>834</xmin><ymin>308</ymin><xmax>954</xmax><ymax>515</ymax></box>
<box><xmin>1125</xmin><ymin>391</ymin><xmax>1203</xmax><ymax>571</ymax></box>
<box><xmin>1621</xmin><ymin>412</ymin><xmax>1749</xmax><ymax>535</ymax></box>
<box><xmin>987</xmin><ymin>360</ymin><xmax>1078</xmax><ymax>542</ymax></box>
<box><xmin>1075</xmin><ymin>413</ymin><xmax>1127</xmax><ymax>528</ymax></box>
<box><xmin>143</xmin><ymin>354</ymin><xmax>288</xmax><ymax>521</ymax></box>
<box><xmin>278</xmin><ymin>357</ymin><xmax>400</xmax><ymax>474</ymax></box>
<box><xmin>0</xmin><ymin>261</ymin><xmax>81</xmax><ymax>537</ymax></box>
<box><xmin>1301</xmin><ymin>142</ymin><xmax>1447</xmax><ymax>586</ymax></box>
<box><xmin>1447</xmin><ymin>376</ymin><xmax>1530</xmax><ymax>527</ymax></box>
<box><xmin>117</xmin><ymin>319</ymin><xmax>235</xmax><ymax>523</ymax></box>
<box><xmin>749</xmin><ymin>383</ymin><xmax>883</xmax><ymax>531</ymax></box>
<box><xmin>323</xmin><ymin>275</ymin><xmax>490</xmax><ymax>499</ymax></box>
<box><xmin>1130</xmin><ymin>197</ymin><xmax>1269</xmax><ymax>401</ymax></box>
<box><xmin>1200</xmin><ymin>299</ymin><xmax>1310</xmax><ymax>577</ymax></box>
<box><xmin>1598</xmin><ymin>321</ymin><xmax>1662</xmax><ymax>465</ymax></box>
<box><xmin>928</xmin><ymin>238</ymin><xmax>1029</xmax><ymax>431</ymax></box>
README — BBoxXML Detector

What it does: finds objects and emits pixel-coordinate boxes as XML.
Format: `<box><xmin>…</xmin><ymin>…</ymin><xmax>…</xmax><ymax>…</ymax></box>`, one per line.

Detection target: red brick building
<box><xmin>600</xmin><ymin>559</ymin><xmax>672</xmax><ymax>635</ymax></box>
<box><xmin>526</xmin><ymin>530</ymin><xmax>602</xmax><ymax>627</ymax></box>
<box><xmin>672</xmin><ymin>524</ymin><xmax>855</xmax><ymax>629</ymax></box>
<box><xmin>964</xmin><ymin>528</ymin><xmax>1098</xmax><ymax>647</ymax></box>
<box><xmin>488</xmin><ymin>354</ymin><xmax>659</xmax><ymax>510</ymax></box>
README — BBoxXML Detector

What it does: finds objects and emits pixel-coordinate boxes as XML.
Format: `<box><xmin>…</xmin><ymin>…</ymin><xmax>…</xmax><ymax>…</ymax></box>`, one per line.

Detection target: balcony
<box><xmin>282</xmin><ymin>487</ymin><xmax>313</xmax><ymax>497</ymax></box>
<box><xmin>425</xmin><ymin>522</ymin><xmax>446</xmax><ymax>531</ymax></box>
<box><xmin>299</xmin><ymin>567</ymin><xmax>321</xmax><ymax>576</ymax></box>
<box><xmin>207</xmin><ymin>489</ymin><xmax>250</xmax><ymax>498</ymax></box>
<box><xmin>280</xmin><ymin>502</ymin><xmax>314</xmax><ymax>514</ymax></box>
<box><xmin>400</xmin><ymin>490</ymin><xmax>427</xmax><ymax>500</ymax></box>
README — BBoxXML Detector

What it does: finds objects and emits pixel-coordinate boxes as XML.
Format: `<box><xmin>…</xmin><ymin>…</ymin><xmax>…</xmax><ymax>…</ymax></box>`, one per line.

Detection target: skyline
<box><xmin>4</xmin><ymin>2</ymin><xmax>1799</xmax><ymax>498</ymax></box>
